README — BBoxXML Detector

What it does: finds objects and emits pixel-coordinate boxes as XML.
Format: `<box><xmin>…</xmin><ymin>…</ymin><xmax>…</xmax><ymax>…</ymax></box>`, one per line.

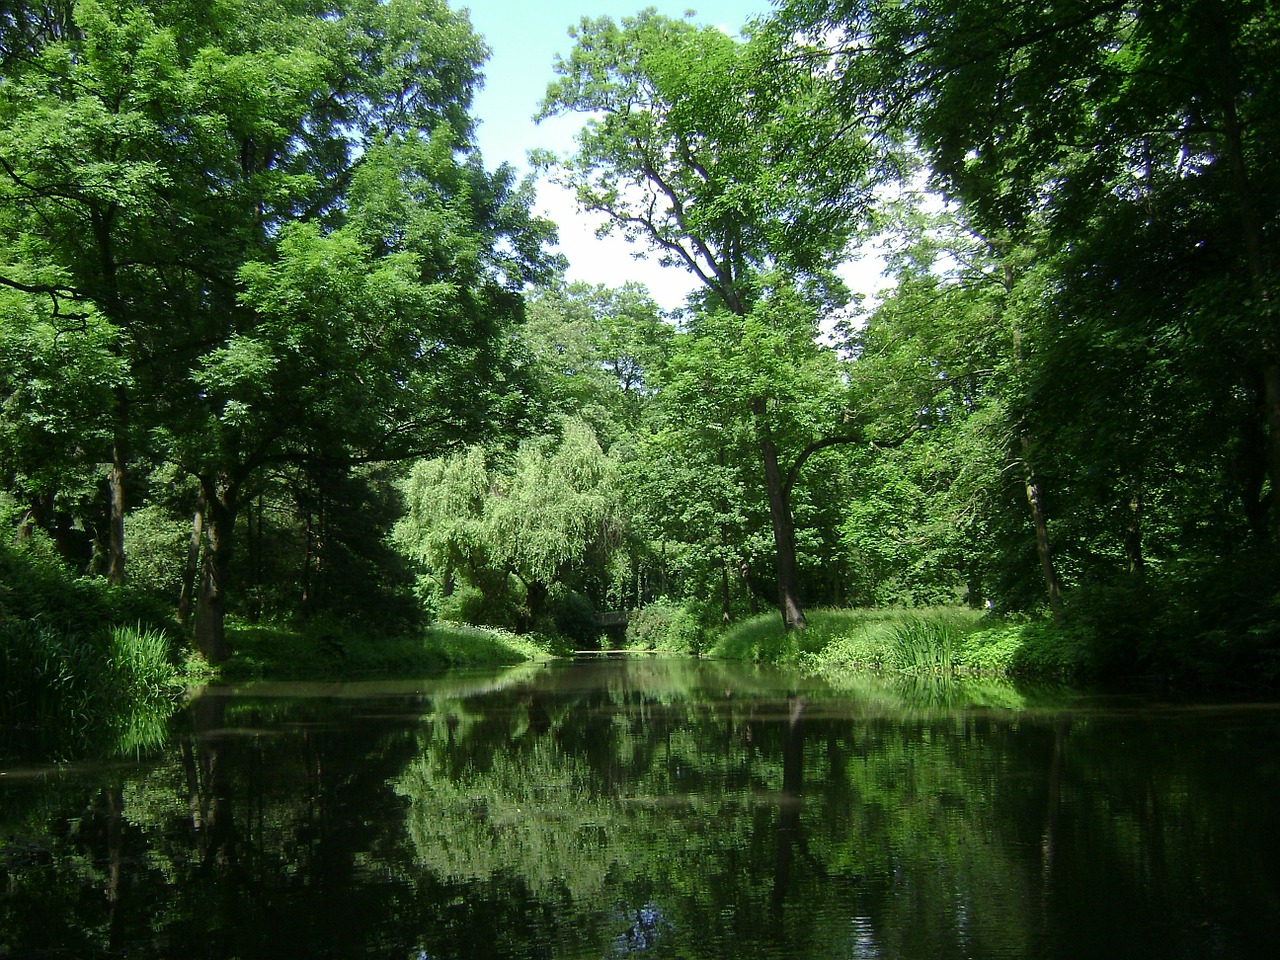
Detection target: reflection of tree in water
<box><xmin>396</xmin><ymin>739</ymin><xmax>625</xmax><ymax>899</ymax></box>
<box><xmin>3</xmin><ymin>667</ymin><xmax>1280</xmax><ymax>959</ymax></box>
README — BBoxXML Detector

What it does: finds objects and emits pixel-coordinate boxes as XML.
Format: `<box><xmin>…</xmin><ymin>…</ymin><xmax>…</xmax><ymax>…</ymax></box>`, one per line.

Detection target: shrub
<box><xmin>626</xmin><ymin>601</ymin><xmax>705</xmax><ymax>654</ymax></box>
<box><xmin>0</xmin><ymin>542</ymin><xmax>182</xmax><ymax>759</ymax></box>
<box><xmin>435</xmin><ymin>583</ymin><xmax>521</xmax><ymax>631</ymax></box>
<box><xmin>122</xmin><ymin>504</ymin><xmax>189</xmax><ymax>598</ymax></box>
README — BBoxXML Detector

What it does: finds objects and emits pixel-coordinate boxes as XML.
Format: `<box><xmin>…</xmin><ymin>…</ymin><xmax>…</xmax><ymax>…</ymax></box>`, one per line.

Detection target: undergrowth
<box><xmin>710</xmin><ymin>606</ymin><xmax>1094</xmax><ymax>680</ymax></box>
<box><xmin>0</xmin><ymin>542</ymin><xmax>183</xmax><ymax>760</ymax></box>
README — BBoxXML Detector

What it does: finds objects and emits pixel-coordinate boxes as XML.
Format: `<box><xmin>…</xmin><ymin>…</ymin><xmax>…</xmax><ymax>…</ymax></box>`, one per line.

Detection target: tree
<box><xmin>520</xmin><ymin>281</ymin><xmax>672</xmax><ymax>445</ymax></box>
<box><xmin>537</xmin><ymin>9</ymin><xmax>886</xmax><ymax>629</ymax></box>
<box><xmin>0</xmin><ymin>289</ymin><xmax>125</xmax><ymax>564</ymax></box>
<box><xmin>780</xmin><ymin>0</ymin><xmax>1280</xmax><ymax>540</ymax></box>
<box><xmin>395</xmin><ymin>417</ymin><xmax>623</xmax><ymax>628</ymax></box>
<box><xmin>1</xmin><ymin>1</ymin><xmax>557</xmax><ymax>660</ymax></box>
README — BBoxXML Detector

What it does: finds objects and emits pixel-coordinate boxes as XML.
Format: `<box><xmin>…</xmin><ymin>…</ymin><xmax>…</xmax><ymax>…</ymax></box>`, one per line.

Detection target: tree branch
<box><xmin>784</xmin><ymin>425</ymin><xmax>918</xmax><ymax>497</ymax></box>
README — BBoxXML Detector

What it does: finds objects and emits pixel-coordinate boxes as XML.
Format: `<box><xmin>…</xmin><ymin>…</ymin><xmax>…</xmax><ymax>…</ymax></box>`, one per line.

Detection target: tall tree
<box><xmin>537</xmin><ymin>9</ymin><xmax>886</xmax><ymax>628</ymax></box>
<box><xmin>780</xmin><ymin>0</ymin><xmax>1280</xmax><ymax>539</ymax></box>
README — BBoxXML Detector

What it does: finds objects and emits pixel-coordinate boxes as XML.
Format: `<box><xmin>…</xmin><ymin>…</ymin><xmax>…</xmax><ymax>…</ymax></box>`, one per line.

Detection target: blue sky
<box><xmin>461</xmin><ymin>2</ymin><xmax>774</xmax><ymax>309</ymax></box>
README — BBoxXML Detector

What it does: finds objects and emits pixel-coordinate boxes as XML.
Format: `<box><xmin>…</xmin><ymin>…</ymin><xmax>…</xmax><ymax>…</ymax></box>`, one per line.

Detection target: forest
<box><xmin>2</xmin><ymin>0</ymin><xmax>1278</xmax><ymax>729</ymax></box>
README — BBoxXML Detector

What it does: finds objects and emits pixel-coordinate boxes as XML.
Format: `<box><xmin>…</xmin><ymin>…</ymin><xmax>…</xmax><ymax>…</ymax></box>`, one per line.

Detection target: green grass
<box><xmin>709</xmin><ymin>606</ymin><xmax>1088</xmax><ymax>680</ymax></box>
<box><xmin>0</xmin><ymin>619</ymin><xmax>182</xmax><ymax>760</ymax></box>
<box><xmin>217</xmin><ymin>618</ymin><xmax>555</xmax><ymax>680</ymax></box>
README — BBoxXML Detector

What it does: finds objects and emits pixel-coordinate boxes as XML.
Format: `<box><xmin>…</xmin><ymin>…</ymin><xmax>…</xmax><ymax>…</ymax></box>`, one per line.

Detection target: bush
<box><xmin>122</xmin><ymin>504</ymin><xmax>188</xmax><ymax>598</ymax></box>
<box><xmin>955</xmin><ymin>619</ymin><xmax>1084</xmax><ymax>678</ymax></box>
<box><xmin>435</xmin><ymin>583</ymin><xmax>521</xmax><ymax>631</ymax></box>
<box><xmin>625</xmin><ymin>601</ymin><xmax>705</xmax><ymax>654</ymax></box>
<box><xmin>0</xmin><ymin>542</ymin><xmax>181</xmax><ymax>759</ymax></box>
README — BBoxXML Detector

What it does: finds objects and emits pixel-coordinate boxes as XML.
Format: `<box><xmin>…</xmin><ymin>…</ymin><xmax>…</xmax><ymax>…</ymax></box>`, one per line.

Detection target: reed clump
<box><xmin>1</xmin><ymin>543</ymin><xmax>182</xmax><ymax>759</ymax></box>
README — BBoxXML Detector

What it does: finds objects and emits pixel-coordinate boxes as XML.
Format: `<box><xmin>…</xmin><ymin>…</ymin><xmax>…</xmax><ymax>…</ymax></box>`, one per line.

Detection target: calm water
<box><xmin>2</xmin><ymin>657</ymin><xmax>1278</xmax><ymax>959</ymax></box>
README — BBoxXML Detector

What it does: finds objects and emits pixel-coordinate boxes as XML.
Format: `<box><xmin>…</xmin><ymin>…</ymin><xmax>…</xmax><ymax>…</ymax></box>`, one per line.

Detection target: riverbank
<box><xmin>216</xmin><ymin>619</ymin><xmax>558</xmax><ymax>680</ymax></box>
<box><xmin>708</xmin><ymin>603</ymin><xmax>1280</xmax><ymax>692</ymax></box>
<box><xmin>0</xmin><ymin>542</ymin><xmax>557</xmax><ymax>759</ymax></box>
<box><xmin>6</xmin><ymin>519</ymin><xmax>1274</xmax><ymax>762</ymax></box>
<box><xmin>708</xmin><ymin>607</ymin><xmax>1071</xmax><ymax>677</ymax></box>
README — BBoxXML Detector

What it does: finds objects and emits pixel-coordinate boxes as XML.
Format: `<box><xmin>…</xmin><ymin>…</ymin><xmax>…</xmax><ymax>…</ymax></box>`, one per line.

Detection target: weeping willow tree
<box><xmin>394</xmin><ymin>417</ymin><xmax>623</xmax><ymax>626</ymax></box>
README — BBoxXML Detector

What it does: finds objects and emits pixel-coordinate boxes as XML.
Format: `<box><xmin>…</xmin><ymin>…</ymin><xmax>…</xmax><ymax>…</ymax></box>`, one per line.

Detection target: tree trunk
<box><xmin>1123</xmin><ymin>486</ymin><xmax>1145</xmax><ymax>577</ymax></box>
<box><xmin>1265</xmin><ymin>364</ymin><xmax>1280</xmax><ymax>541</ymax></box>
<box><xmin>1237</xmin><ymin>401</ymin><xmax>1271</xmax><ymax>538</ymax></box>
<box><xmin>754</xmin><ymin>401</ymin><xmax>806</xmax><ymax>631</ymax></box>
<box><xmin>740</xmin><ymin>562</ymin><xmax>760</xmax><ymax>615</ymax></box>
<box><xmin>300</xmin><ymin>501</ymin><xmax>314</xmax><ymax>622</ymax></box>
<box><xmin>1005</xmin><ymin>280</ymin><xmax>1064</xmax><ymax>624</ymax></box>
<box><xmin>247</xmin><ymin>492</ymin><xmax>263</xmax><ymax>623</ymax></box>
<box><xmin>1021</xmin><ymin>434</ymin><xmax>1064</xmax><ymax>625</ymax></box>
<box><xmin>106</xmin><ymin>427</ymin><xmax>127</xmax><ymax>585</ymax></box>
<box><xmin>525</xmin><ymin>579</ymin><xmax>549</xmax><ymax>624</ymax></box>
<box><xmin>178</xmin><ymin>488</ymin><xmax>206</xmax><ymax>628</ymax></box>
<box><xmin>1205</xmin><ymin>0</ymin><xmax>1278</xmax><ymax>538</ymax></box>
<box><xmin>720</xmin><ymin>560</ymin><xmax>732</xmax><ymax>625</ymax></box>
<box><xmin>194</xmin><ymin>476</ymin><xmax>238</xmax><ymax>664</ymax></box>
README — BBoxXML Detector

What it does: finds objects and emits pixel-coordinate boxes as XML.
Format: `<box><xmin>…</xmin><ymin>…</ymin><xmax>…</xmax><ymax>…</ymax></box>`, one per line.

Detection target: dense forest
<box><xmin>2</xmin><ymin>1</ymin><xmax>1277</xmax><ymax>691</ymax></box>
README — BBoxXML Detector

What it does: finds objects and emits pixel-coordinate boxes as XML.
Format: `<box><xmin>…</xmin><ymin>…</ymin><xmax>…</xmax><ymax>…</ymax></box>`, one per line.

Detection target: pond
<box><xmin>2</xmin><ymin>657</ymin><xmax>1278</xmax><ymax>959</ymax></box>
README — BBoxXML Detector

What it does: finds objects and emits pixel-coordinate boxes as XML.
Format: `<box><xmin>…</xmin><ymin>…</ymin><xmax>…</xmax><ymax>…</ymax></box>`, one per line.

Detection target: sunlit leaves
<box><xmin>395</xmin><ymin>418</ymin><xmax>623</xmax><ymax>606</ymax></box>
<box><xmin>537</xmin><ymin>9</ymin><xmax>878</xmax><ymax>311</ymax></box>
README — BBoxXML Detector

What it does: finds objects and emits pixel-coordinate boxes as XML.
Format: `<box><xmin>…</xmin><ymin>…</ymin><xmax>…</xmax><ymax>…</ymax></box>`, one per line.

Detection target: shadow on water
<box><xmin>2</xmin><ymin>658</ymin><xmax>1278</xmax><ymax>959</ymax></box>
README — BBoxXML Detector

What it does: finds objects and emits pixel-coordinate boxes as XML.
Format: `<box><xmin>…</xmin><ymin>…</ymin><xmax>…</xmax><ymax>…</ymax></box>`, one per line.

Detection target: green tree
<box><xmin>0</xmin><ymin>289</ymin><xmax>125</xmax><ymax>564</ymax></box>
<box><xmin>537</xmin><ymin>9</ymin><xmax>886</xmax><ymax>629</ymax></box>
<box><xmin>780</xmin><ymin>0</ymin><xmax>1280</xmax><ymax>542</ymax></box>
<box><xmin>521</xmin><ymin>281</ymin><xmax>671</xmax><ymax>444</ymax></box>
<box><xmin>1</xmin><ymin>1</ymin><xmax>557</xmax><ymax>660</ymax></box>
<box><xmin>396</xmin><ymin>417</ymin><xmax>623</xmax><ymax>629</ymax></box>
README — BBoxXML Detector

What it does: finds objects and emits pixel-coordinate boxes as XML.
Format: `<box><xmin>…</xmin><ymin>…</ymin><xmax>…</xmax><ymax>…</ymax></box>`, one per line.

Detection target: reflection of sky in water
<box><xmin>849</xmin><ymin>916</ymin><xmax>880</xmax><ymax>958</ymax></box>
<box><xmin>613</xmin><ymin>902</ymin><xmax>668</xmax><ymax>954</ymax></box>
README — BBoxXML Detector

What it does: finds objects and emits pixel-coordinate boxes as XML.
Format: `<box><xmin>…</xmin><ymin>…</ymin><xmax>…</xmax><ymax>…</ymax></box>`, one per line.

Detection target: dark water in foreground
<box><xmin>2</xmin><ymin>658</ymin><xmax>1278</xmax><ymax>959</ymax></box>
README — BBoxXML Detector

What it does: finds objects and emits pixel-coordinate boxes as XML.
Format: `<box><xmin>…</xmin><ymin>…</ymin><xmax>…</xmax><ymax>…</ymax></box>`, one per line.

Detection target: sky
<box><xmin>457</xmin><ymin>1</ymin><xmax>769</xmax><ymax>312</ymax></box>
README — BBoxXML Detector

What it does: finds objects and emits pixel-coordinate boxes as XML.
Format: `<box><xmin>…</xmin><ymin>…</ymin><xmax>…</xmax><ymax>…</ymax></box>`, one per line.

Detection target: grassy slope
<box><xmin>217</xmin><ymin>619</ymin><xmax>556</xmax><ymax>680</ymax></box>
<box><xmin>709</xmin><ymin>606</ymin><xmax>1085</xmax><ymax>680</ymax></box>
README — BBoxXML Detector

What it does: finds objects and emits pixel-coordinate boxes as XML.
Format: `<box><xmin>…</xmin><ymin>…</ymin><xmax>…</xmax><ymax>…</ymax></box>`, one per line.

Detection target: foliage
<box><xmin>122</xmin><ymin>503</ymin><xmax>189</xmax><ymax>598</ymax></box>
<box><xmin>713</xmin><ymin>606</ymin><xmax>1026</xmax><ymax>676</ymax></box>
<box><xmin>547</xmin><ymin>588</ymin><xmax>599</xmax><ymax>649</ymax></box>
<box><xmin>0</xmin><ymin>0</ymin><xmax>559</xmax><ymax>662</ymax></box>
<box><xmin>0</xmin><ymin>543</ymin><xmax>180</xmax><ymax>758</ymax></box>
<box><xmin>539</xmin><ymin>8</ymin><xmax>892</xmax><ymax>630</ymax></box>
<box><xmin>625</xmin><ymin>600</ymin><xmax>705</xmax><ymax>655</ymax></box>
<box><xmin>4</xmin><ymin>0</ymin><xmax>1280</xmax><ymax>692</ymax></box>
<box><xmin>537</xmin><ymin>8</ymin><xmax>881</xmax><ymax>310</ymax></box>
<box><xmin>395</xmin><ymin>417</ymin><xmax>624</xmax><ymax>630</ymax></box>
<box><xmin>521</xmin><ymin>281</ymin><xmax>672</xmax><ymax>444</ymax></box>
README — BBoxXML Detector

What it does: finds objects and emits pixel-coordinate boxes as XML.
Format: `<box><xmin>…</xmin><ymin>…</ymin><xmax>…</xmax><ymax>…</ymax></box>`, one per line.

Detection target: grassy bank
<box><xmin>709</xmin><ymin>606</ymin><xmax>1086</xmax><ymax>680</ymax></box>
<box><xmin>1</xmin><ymin>541</ymin><xmax>556</xmax><ymax>759</ymax></box>
<box><xmin>709</xmin><ymin>601</ymin><xmax>1280</xmax><ymax>691</ymax></box>
<box><xmin>216</xmin><ymin>618</ymin><xmax>557</xmax><ymax>681</ymax></box>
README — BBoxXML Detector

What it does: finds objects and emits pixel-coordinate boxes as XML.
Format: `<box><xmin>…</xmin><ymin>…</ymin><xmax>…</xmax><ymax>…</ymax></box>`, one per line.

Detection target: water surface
<box><xmin>2</xmin><ymin>657</ymin><xmax>1277</xmax><ymax>958</ymax></box>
